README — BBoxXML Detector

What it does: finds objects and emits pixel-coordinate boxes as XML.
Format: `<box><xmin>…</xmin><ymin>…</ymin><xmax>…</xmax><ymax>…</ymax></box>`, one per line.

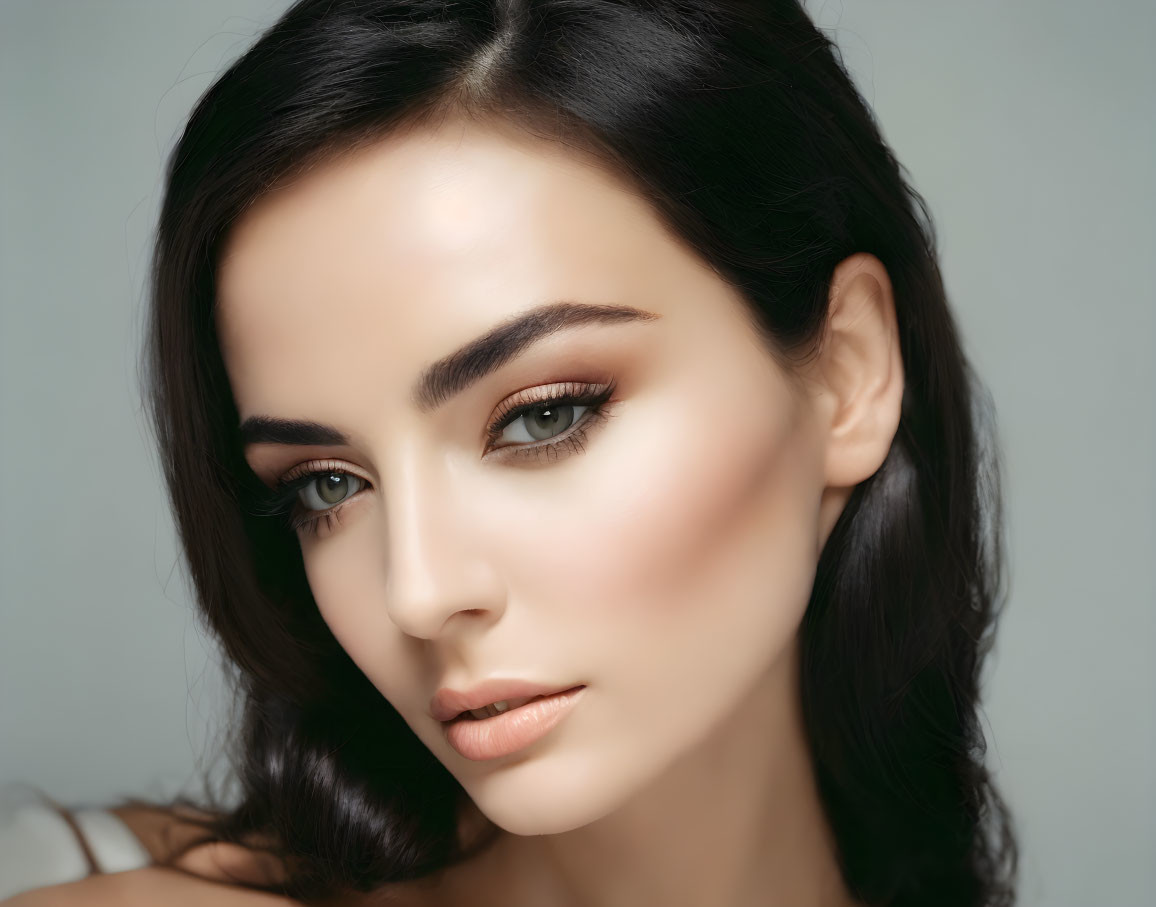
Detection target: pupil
<box><xmin>527</xmin><ymin>404</ymin><xmax>574</xmax><ymax>440</ymax></box>
<box><xmin>318</xmin><ymin>474</ymin><xmax>346</xmax><ymax>505</ymax></box>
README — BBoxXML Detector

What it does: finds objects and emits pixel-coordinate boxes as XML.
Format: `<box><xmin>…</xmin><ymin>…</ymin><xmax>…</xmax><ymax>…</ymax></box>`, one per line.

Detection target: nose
<box><xmin>379</xmin><ymin>452</ymin><xmax>506</xmax><ymax>641</ymax></box>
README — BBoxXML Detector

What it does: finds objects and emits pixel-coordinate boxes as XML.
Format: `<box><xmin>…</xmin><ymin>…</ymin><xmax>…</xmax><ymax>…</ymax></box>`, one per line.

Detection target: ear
<box><xmin>806</xmin><ymin>251</ymin><xmax>905</xmax><ymax>496</ymax></box>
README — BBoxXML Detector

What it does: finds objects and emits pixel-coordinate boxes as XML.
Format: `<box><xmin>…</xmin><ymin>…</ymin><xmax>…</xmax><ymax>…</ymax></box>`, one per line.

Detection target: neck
<box><xmin>444</xmin><ymin>642</ymin><xmax>858</xmax><ymax>907</ymax></box>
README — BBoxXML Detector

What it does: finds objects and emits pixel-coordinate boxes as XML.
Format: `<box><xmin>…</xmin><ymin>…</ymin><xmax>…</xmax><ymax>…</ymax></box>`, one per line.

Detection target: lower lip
<box><xmin>444</xmin><ymin>686</ymin><xmax>587</xmax><ymax>761</ymax></box>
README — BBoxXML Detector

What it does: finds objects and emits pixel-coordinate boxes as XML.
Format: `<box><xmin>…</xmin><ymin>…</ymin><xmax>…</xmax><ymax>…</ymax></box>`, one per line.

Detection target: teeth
<box><xmin>467</xmin><ymin>701</ymin><xmax>508</xmax><ymax>720</ymax></box>
<box><xmin>464</xmin><ymin>695</ymin><xmax>543</xmax><ymax>720</ymax></box>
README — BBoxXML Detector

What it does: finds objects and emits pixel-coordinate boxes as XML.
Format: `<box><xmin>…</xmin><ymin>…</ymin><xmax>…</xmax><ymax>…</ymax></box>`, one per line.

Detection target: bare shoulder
<box><xmin>0</xmin><ymin>866</ymin><xmax>301</xmax><ymax>905</ymax></box>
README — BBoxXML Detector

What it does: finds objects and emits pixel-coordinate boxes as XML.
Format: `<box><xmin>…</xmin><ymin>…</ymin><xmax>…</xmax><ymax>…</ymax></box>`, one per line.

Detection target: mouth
<box><xmin>442</xmin><ymin>685</ymin><xmax>588</xmax><ymax>761</ymax></box>
<box><xmin>450</xmin><ymin>691</ymin><xmax>564</xmax><ymax>722</ymax></box>
<box><xmin>430</xmin><ymin>679</ymin><xmax>586</xmax><ymax>723</ymax></box>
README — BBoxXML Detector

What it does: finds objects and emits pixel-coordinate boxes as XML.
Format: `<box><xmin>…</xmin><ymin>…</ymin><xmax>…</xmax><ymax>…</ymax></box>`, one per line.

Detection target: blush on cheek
<box><xmin>582</xmin><ymin>394</ymin><xmax>810</xmax><ymax>613</ymax></box>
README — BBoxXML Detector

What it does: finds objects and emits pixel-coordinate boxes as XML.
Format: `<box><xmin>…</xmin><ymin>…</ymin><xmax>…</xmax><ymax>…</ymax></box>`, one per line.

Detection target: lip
<box><xmin>430</xmin><ymin>678</ymin><xmax>583</xmax><ymax>723</ymax></box>
<box><xmin>442</xmin><ymin>685</ymin><xmax>587</xmax><ymax>761</ymax></box>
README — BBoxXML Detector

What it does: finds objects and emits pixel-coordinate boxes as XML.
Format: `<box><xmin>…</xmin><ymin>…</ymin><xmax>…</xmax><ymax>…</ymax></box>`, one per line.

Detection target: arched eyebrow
<box><xmin>239</xmin><ymin>300</ymin><xmax>659</xmax><ymax>448</ymax></box>
<box><xmin>411</xmin><ymin>300</ymin><xmax>658</xmax><ymax>412</ymax></box>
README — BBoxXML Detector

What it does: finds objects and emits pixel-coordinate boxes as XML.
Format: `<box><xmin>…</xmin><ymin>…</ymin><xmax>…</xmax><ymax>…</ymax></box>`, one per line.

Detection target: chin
<box><xmin>454</xmin><ymin>743</ymin><xmax>661</xmax><ymax>837</ymax></box>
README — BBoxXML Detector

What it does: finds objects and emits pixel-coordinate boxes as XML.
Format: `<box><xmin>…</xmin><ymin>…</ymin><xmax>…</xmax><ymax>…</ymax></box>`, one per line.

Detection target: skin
<box><xmin>5</xmin><ymin>115</ymin><xmax>903</xmax><ymax>907</ymax></box>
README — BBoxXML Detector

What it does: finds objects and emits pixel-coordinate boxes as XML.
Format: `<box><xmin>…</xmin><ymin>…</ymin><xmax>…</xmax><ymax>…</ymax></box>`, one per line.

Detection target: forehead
<box><xmin>217</xmin><ymin>118</ymin><xmax>673</xmax><ymax>321</ymax></box>
<box><xmin>213</xmin><ymin>118</ymin><xmax>721</xmax><ymax>426</ymax></box>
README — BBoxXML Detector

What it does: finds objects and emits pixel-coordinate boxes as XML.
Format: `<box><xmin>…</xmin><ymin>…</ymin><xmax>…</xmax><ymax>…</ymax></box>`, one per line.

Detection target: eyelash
<box><xmin>253</xmin><ymin>380</ymin><xmax>617</xmax><ymax>537</ymax></box>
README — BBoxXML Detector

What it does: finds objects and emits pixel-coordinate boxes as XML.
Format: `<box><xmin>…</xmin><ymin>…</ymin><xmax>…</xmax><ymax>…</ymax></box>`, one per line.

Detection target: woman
<box><xmin>2</xmin><ymin>0</ymin><xmax>1017</xmax><ymax>904</ymax></box>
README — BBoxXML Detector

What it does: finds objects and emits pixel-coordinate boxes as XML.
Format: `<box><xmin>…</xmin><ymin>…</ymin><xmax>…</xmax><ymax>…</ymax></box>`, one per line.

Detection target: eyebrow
<box><xmin>238</xmin><ymin>301</ymin><xmax>659</xmax><ymax>448</ymax></box>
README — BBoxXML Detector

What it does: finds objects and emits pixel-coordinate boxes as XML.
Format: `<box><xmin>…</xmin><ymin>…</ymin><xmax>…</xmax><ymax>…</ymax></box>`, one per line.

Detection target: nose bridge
<box><xmin>380</xmin><ymin>445</ymin><xmax>503</xmax><ymax>639</ymax></box>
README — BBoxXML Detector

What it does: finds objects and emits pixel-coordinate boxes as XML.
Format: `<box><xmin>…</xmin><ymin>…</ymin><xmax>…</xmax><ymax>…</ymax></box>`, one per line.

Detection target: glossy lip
<box><xmin>430</xmin><ymin>679</ymin><xmax>585</xmax><ymax>722</ymax></box>
<box><xmin>444</xmin><ymin>685</ymin><xmax>588</xmax><ymax>761</ymax></box>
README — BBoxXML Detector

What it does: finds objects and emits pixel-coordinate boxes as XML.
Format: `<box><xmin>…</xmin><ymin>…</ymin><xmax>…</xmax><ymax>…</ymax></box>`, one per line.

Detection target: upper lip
<box><xmin>430</xmin><ymin>679</ymin><xmax>584</xmax><ymax>722</ymax></box>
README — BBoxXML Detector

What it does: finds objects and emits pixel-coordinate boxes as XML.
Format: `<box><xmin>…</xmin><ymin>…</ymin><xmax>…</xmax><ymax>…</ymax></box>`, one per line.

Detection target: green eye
<box><xmin>297</xmin><ymin>473</ymin><xmax>364</xmax><ymax>510</ymax></box>
<box><xmin>485</xmin><ymin>381</ymin><xmax>616</xmax><ymax>460</ymax></box>
<box><xmin>500</xmin><ymin>402</ymin><xmax>591</xmax><ymax>443</ymax></box>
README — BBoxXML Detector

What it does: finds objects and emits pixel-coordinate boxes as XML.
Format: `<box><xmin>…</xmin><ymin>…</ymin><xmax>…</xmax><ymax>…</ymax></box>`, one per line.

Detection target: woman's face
<box><xmin>217</xmin><ymin>117</ymin><xmax>839</xmax><ymax>835</ymax></box>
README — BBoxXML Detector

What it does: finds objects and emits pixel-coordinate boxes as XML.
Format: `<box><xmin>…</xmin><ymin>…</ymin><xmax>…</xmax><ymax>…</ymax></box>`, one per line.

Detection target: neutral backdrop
<box><xmin>1</xmin><ymin>2</ymin><xmax>1153</xmax><ymax>905</ymax></box>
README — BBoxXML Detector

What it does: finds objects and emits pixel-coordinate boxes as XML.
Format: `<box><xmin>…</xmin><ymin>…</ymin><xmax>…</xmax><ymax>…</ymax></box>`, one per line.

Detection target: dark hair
<box><xmin>141</xmin><ymin>0</ymin><xmax>1017</xmax><ymax>903</ymax></box>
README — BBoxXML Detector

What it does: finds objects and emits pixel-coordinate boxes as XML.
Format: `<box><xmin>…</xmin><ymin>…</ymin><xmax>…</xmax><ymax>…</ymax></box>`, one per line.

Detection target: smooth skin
<box><xmin>7</xmin><ymin>115</ymin><xmax>903</xmax><ymax>906</ymax></box>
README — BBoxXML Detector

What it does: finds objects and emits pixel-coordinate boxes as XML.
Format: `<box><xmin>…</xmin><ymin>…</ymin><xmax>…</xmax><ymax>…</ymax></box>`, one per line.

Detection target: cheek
<box><xmin>497</xmin><ymin>386</ymin><xmax>823</xmax><ymax>686</ymax></box>
<box><xmin>299</xmin><ymin>524</ymin><xmax>412</xmax><ymax>693</ymax></box>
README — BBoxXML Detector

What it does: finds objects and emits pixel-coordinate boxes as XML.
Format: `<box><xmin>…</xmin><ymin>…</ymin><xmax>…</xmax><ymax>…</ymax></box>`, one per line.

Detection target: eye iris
<box><xmin>525</xmin><ymin>404</ymin><xmax>574</xmax><ymax>441</ymax></box>
<box><xmin>317</xmin><ymin>474</ymin><xmax>350</xmax><ymax>505</ymax></box>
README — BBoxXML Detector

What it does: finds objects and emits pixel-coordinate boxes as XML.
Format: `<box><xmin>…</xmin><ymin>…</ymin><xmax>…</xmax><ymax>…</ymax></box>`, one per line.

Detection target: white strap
<box><xmin>72</xmin><ymin>808</ymin><xmax>153</xmax><ymax>874</ymax></box>
<box><xmin>0</xmin><ymin>794</ymin><xmax>90</xmax><ymax>899</ymax></box>
<box><xmin>0</xmin><ymin>785</ymin><xmax>154</xmax><ymax>898</ymax></box>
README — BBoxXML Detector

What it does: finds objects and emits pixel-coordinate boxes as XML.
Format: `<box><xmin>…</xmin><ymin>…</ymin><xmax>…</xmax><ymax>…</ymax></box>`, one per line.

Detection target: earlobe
<box><xmin>811</xmin><ymin>252</ymin><xmax>905</xmax><ymax>490</ymax></box>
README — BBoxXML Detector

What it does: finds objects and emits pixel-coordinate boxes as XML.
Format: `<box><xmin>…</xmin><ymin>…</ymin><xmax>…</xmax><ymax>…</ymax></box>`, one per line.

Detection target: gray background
<box><xmin>1</xmin><ymin>1</ymin><xmax>1153</xmax><ymax>905</ymax></box>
